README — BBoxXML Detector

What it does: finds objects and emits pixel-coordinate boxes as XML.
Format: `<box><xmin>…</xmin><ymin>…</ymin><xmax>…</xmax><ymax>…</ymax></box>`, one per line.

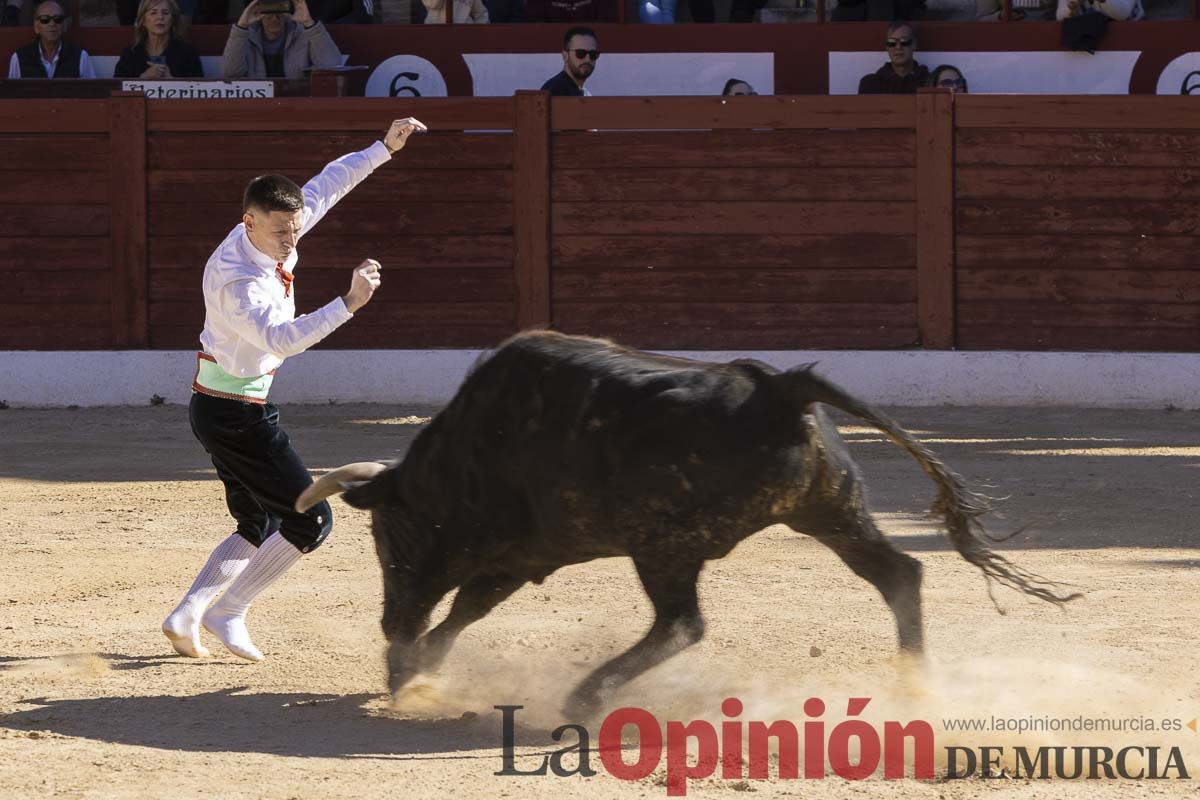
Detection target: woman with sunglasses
<box><xmin>6</xmin><ymin>0</ymin><xmax>96</xmax><ymax>78</ymax></box>
<box><xmin>114</xmin><ymin>0</ymin><xmax>203</xmax><ymax>80</ymax></box>
<box><xmin>928</xmin><ymin>64</ymin><xmax>968</xmax><ymax>94</ymax></box>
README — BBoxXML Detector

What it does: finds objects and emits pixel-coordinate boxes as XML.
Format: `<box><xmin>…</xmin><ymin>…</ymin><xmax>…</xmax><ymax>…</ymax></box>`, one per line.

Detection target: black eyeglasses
<box><xmin>570</xmin><ymin>49</ymin><xmax>600</xmax><ymax>61</ymax></box>
<box><xmin>885</xmin><ymin>38</ymin><xmax>914</xmax><ymax>48</ymax></box>
<box><xmin>937</xmin><ymin>79</ymin><xmax>966</xmax><ymax>90</ymax></box>
<box><xmin>36</xmin><ymin>14</ymin><xmax>66</xmax><ymax>22</ymax></box>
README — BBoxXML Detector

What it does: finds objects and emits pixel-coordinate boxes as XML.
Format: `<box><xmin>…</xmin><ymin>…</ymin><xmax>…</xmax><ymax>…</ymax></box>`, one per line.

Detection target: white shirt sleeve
<box><xmin>222</xmin><ymin>278</ymin><xmax>353</xmax><ymax>360</ymax></box>
<box><xmin>79</xmin><ymin>50</ymin><xmax>97</xmax><ymax>79</ymax></box>
<box><xmin>299</xmin><ymin>140</ymin><xmax>392</xmax><ymax>237</ymax></box>
<box><xmin>7</xmin><ymin>54</ymin><xmax>19</xmax><ymax>79</ymax></box>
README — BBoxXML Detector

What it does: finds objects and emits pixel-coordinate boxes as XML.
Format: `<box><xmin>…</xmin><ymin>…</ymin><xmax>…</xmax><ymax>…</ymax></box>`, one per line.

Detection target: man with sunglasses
<box><xmin>6</xmin><ymin>1</ymin><xmax>96</xmax><ymax>78</ymax></box>
<box><xmin>540</xmin><ymin>27</ymin><xmax>599</xmax><ymax>97</ymax></box>
<box><xmin>857</xmin><ymin>22</ymin><xmax>928</xmax><ymax>95</ymax></box>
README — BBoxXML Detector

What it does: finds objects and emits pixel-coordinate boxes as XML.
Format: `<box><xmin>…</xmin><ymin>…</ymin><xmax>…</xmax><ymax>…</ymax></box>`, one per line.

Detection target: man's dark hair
<box><xmin>885</xmin><ymin>20</ymin><xmax>915</xmax><ymax>41</ymax></box>
<box><xmin>563</xmin><ymin>26</ymin><xmax>597</xmax><ymax>50</ymax></box>
<box><xmin>243</xmin><ymin>174</ymin><xmax>304</xmax><ymax>213</ymax></box>
<box><xmin>722</xmin><ymin>78</ymin><xmax>750</xmax><ymax>96</ymax></box>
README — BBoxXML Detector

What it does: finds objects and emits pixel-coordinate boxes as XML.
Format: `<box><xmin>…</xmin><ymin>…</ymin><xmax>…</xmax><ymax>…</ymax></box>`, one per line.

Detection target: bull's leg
<box><xmin>566</xmin><ymin>559</ymin><xmax>705</xmax><ymax>717</ymax></box>
<box><xmin>382</xmin><ymin>578</ymin><xmax>446</xmax><ymax>696</ymax></box>
<box><xmin>416</xmin><ymin>573</ymin><xmax>527</xmax><ymax>673</ymax></box>
<box><xmin>802</xmin><ymin>506</ymin><xmax>925</xmax><ymax>652</ymax></box>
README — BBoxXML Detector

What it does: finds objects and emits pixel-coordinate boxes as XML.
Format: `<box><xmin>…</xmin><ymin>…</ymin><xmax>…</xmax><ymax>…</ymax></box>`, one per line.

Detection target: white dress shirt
<box><xmin>7</xmin><ymin>45</ymin><xmax>97</xmax><ymax>78</ymax></box>
<box><xmin>199</xmin><ymin>140</ymin><xmax>392</xmax><ymax>378</ymax></box>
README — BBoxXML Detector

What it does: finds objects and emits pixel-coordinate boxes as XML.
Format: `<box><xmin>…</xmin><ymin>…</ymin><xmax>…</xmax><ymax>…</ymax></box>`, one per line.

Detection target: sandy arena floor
<box><xmin>1</xmin><ymin>403</ymin><xmax>1197</xmax><ymax>799</ymax></box>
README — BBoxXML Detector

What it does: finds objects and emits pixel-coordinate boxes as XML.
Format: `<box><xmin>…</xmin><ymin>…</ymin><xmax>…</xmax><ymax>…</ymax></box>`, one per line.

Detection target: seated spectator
<box><xmin>525</xmin><ymin>0</ymin><xmax>615</xmax><ymax>21</ymax></box>
<box><xmin>541</xmin><ymin>26</ymin><xmax>597</xmax><ymax>97</ymax></box>
<box><xmin>857</xmin><ymin>22</ymin><xmax>929</xmax><ymax>94</ymax></box>
<box><xmin>1056</xmin><ymin>0</ymin><xmax>1142</xmax><ymax>20</ymax></box>
<box><xmin>833</xmin><ymin>0</ymin><xmax>923</xmax><ymax>21</ymax></box>
<box><xmin>114</xmin><ymin>0</ymin><xmax>203</xmax><ymax>80</ymax></box>
<box><xmin>722</xmin><ymin>78</ymin><xmax>757</xmax><ymax>96</ymax></box>
<box><xmin>928</xmin><ymin>64</ymin><xmax>968</xmax><ymax>92</ymax></box>
<box><xmin>1</xmin><ymin>0</ymin><xmax>18</xmax><ymax>26</ymax></box>
<box><xmin>6</xmin><ymin>1</ymin><xmax>96</xmax><ymax>78</ymax></box>
<box><xmin>421</xmin><ymin>0</ymin><xmax>488</xmax><ymax>21</ymax></box>
<box><xmin>222</xmin><ymin>0</ymin><xmax>342</xmax><ymax>80</ymax></box>
<box><xmin>483</xmin><ymin>0</ymin><xmax>523</xmax><ymax>20</ymax></box>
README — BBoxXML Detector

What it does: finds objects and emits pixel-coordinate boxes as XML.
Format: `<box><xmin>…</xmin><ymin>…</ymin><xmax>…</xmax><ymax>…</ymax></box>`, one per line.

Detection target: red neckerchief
<box><xmin>275</xmin><ymin>263</ymin><xmax>294</xmax><ymax>298</ymax></box>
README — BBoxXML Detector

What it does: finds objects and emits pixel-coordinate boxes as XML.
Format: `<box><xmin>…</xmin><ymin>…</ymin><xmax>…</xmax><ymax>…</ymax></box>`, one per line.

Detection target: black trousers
<box><xmin>189</xmin><ymin>392</ymin><xmax>333</xmax><ymax>553</ymax></box>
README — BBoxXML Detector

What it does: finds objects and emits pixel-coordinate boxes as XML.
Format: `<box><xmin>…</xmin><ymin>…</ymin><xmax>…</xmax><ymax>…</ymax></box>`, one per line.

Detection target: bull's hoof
<box><xmin>563</xmin><ymin>687</ymin><xmax>602</xmax><ymax>720</ymax></box>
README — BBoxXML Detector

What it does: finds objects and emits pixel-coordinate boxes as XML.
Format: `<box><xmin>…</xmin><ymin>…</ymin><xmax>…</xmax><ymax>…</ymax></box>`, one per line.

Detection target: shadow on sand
<box><xmin>0</xmin><ymin>683</ymin><xmax>553</xmax><ymax>761</ymax></box>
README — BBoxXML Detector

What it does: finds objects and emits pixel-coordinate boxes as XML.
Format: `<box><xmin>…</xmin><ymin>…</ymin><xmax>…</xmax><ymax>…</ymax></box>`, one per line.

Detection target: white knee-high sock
<box><xmin>202</xmin><ymin>531</ymin><xmax>303</xmax><ymax>662</ymax></box>
<box><xmin>163</xmin><ymin>533</ymin><xmax>257</xmax><ymax>658</ymax></box>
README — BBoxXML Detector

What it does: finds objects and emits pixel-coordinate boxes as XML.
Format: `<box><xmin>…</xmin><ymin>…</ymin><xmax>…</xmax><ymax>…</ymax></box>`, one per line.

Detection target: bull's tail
<box><xmin>787</xmin><ymin>365</ymin><xmax>1081</xmax><ymax>610</ymax></box>
<box><xmin>296</xmin><ymin>462</ymin><xmax>388</xmax><ymax>513</ymax></box>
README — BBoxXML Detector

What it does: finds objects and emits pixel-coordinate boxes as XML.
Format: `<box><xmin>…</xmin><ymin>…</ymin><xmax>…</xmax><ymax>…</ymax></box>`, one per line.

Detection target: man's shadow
<box><xmin>0</xmin><ymin>683</ymin><xmax>551</xmax><ymax>760</ymax></box>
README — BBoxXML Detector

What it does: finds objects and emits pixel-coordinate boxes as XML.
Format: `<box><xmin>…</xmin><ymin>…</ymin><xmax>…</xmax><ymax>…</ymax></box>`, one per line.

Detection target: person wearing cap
<box><xmin>7</xmin><ymin>1</ymin><xmax>97</xmax><ymax>78</ymax></box>
<box><xmin>221</xmin><ymin>0</ymin><xmax>341</xmax><ymax>79</ymax></box>
<box><xmin>161</xmin><ymin>117</ymin><xmax>427</xmax><ymax>664</ymax></box>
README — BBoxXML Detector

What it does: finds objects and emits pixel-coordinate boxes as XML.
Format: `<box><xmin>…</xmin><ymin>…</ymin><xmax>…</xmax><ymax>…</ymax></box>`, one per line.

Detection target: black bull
<box><xmin>298</xmin><ymin>331</ymin><xmax>1078</xmax><ymax>713</ymax></box>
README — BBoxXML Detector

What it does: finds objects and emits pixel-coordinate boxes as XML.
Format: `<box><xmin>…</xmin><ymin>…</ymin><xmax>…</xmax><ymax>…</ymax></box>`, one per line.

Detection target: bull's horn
<box><xmin>296</xmin><ymin>461</ymin><xmax>386</xmax><ymax>512</ymax></box>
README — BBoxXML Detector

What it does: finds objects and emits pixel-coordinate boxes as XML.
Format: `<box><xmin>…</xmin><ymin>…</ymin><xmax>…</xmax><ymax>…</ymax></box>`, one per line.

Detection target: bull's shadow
<box><xmin>0</xmin><ymin>685</ymin><xmax>548</xmax><ymax>760</ymax></box>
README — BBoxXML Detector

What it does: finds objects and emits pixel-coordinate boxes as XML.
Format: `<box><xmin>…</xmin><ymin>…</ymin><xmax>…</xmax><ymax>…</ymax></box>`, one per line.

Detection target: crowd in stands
<box><xmin>0</xmin><ymin>0</ymin><xmax>1162</xmax><ymax>86</ymax></box>
<box><xmin>1</xmin><ymin>0</ymin><xmax>1171</xmax><ymax>25</ymax></box>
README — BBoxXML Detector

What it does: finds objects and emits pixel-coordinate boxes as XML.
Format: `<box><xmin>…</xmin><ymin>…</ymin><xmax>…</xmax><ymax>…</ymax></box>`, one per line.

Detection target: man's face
<box><xmin>885</xmin><ymin>26</ymin><xmax>915</xmax><ymax>68</ymax></box>
<box><xmin>562</xmin><ymin>34</ymin><xmax>599</xmax><ymax>84</ymax></box>
<box><xmin>244</xmin><ymin>207</ymin><xmax>303</xmax><ymax>262</ymax></box>
<box><xmin>33</xmin><ymin>3</ymin><xmax>65</xmax><ymax>47</ymax></box>
<box><xmin>261</xmin><ymin>10</ymin><xmax>289</xmax><ymax>39</ymax></box>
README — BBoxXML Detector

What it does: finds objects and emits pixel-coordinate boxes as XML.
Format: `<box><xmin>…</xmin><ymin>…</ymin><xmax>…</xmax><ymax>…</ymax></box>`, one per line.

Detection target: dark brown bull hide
<box><xmin>299</xmin><ymin>331</ymin><xmax>1078</xmax><ymax>714</ymax></box>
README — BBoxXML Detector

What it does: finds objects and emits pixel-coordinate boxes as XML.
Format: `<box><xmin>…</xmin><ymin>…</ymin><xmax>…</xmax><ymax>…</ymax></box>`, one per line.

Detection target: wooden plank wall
<box><xmin>955</xmin><ymin>96</ymin><xmax>1200</xmax><ymax>351</ymax></box>
<box><xmin>0</xmin><ymin>100</ymin><xmax>112</xmax><ymax>349</ymax></box>
<box><xmin>145</xmin><ymin>100</ymin><xmax>518</xmax><ymax>349</ymax></box>
<box><xmin>548</xmin><ymin>97</ymin><xmax>921</xmax><ymax>349</ymax></box>
<box><xmin>2</xmin><ymin>95</ymin><xmax>1199</xmax><ymax>354</ymax></box>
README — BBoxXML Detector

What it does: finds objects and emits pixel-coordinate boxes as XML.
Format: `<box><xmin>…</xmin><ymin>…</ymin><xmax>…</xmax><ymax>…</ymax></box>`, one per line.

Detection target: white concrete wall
<box><xmin>3</xmin><ymin>350</ymin><xmax>1198</xmax><ymax>409</ymax></box>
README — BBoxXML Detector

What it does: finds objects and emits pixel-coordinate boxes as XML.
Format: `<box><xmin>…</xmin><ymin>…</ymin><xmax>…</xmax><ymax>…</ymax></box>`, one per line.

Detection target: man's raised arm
<box><xmin>299</xmin><ymin>117</ymin><xmax>428</xmax><ymax>237</ymax></box>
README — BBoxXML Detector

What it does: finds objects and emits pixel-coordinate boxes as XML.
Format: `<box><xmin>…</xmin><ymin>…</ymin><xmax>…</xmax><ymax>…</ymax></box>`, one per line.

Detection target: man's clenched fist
<box><xmin>343</xmin><ymin>259</ymin><xmax>381</xmax><ymax>313</ymax></box>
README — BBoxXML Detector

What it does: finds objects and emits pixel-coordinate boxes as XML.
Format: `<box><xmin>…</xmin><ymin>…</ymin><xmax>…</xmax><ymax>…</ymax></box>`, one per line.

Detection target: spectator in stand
<box><xmin>222</xmin><ymin>0</ymin><xmax>342</xmax><ymax>79</ymax></box>
<box><xmin>1057</xmin><ymin>0</ymin><xmax>1142</xmax><ymax>20</ymax></box>
<box><xmin>115</xmin><ymin>0</ymin><xmax>203</xmax><ymax>80</ymax></box>
<box><xmin>541</xmin><ymin>26</ymin><xmax>597</xmax><ymax>97</ymax></box>
<box><xmin>525</xmin><ymin>0</ymin><xmax>615</xmax><ymax>22</ymax></box>
<box><xmin>928</xmin><ymin>64</ymin><xmax>968</xmax><ymax>93</ymax></box>
<box><xmin>483</xmin><ymin>0</ymin><xmax>523</xmax><ymax>20</ymax></box>
<box><xmin>1</xmin><ymin>0</ymin><xmax>17</xmax><ymax>26</ymax></box>
<box><xmin>857</xmin><ymin>22</ymin><xmax>928</xmax><ymax>94</ymax></box>
<box><xmin>6</xmin><ymin>1</ymin><xmax>96</xmax><ymax>78</ymax></box>
<box><xmin>722</xmin><ymin>78</ymin><xmax>757</xmax><ymax>95</ymax></box>
<box><xmin>421</xmin><ymin>0</ymin><xmax>489</xmax><ymax>21</ymax></box>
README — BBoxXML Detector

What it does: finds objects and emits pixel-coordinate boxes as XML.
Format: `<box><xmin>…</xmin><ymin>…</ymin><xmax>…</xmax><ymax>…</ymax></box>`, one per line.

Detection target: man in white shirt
<box><xmin>6</xmin><ymin>1</ymin><xmax>97</xmax><ymax>79</ymax></box>
<box><xmin>162</xmin><ymin>117</ymin><xmax>427</xmax><ymax>663</ymax></box>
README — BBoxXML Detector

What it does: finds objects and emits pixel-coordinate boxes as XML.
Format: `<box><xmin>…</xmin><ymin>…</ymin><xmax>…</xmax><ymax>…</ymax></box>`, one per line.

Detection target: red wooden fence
<box><xmin>1</xmin><ymin>93</ymin><xmax>1197</xmax><ymax>352</ymax></box>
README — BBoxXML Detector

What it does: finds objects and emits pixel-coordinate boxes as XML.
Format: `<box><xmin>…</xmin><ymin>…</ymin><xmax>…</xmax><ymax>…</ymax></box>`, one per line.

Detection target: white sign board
<box><xmin>120</xmin><ymin>80</ymin><xmax>275</xmax><ymax>99</ymax></box>
<box><xmin>464</xmin><ymin>52</ymin><xmax>775</xmax><ymax>97</ymax></box>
